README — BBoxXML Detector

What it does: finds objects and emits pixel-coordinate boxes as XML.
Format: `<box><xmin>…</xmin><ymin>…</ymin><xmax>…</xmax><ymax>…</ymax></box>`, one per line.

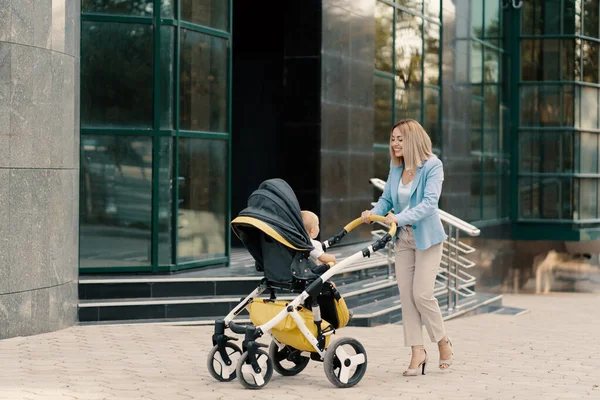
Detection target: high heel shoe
<box><xmin>439</xmin><ymin>337</ymin><xmax>453</xmax><ymax>369</ymax></box>
<box><xmin>403</xmin><ymin>349</ymin><xmax>428</xmax><ymax>376</ymax></box>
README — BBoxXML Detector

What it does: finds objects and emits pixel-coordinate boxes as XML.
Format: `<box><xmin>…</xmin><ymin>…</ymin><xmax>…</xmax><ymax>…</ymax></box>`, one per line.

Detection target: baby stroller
<box><xmin>207</xmin><ymin>179</ymin><xmax>396</xmax><ymax>389</ymax></box>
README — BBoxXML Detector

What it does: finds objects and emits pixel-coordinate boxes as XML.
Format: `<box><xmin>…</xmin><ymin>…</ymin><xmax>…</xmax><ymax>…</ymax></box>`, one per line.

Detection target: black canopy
<box><xmin>238</xmin><ymin>178</ymin><xmax>313</xmax><ymax>251</ymax></box>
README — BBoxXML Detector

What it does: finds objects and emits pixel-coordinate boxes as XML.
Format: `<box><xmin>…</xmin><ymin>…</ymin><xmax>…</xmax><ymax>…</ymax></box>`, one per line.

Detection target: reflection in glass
<box><xmin>424</xmin><ymin>89</ymin><xmax>439</xmax><ymax>148</ymax></box>
<box><xmin>158</xmin><ymin>137</ymin><xmax>173</xmax><ymax>265</ymax></box>
<box><xmin>582</xmin><ymin>40</ymin><xmax>599</xmax><ymax>83</ymax></box>
<box><xmin>177</xmin><ymin>138</ymin><xmax>227</xmax><ymax>263</ymax></box>
<box><xmin>424</xmin><ymin>0</ymin><xmax>441</xmax><ymax>19</ymax></box>
<box><xmin>484</xmin><ymin>49</ymin><xmax>500</xmax><ymax>83</ymax></box>
<box><xmin>374</xmin><ymin>76</ymin><xmax>394</xmax><ymax>144</ymax></box>
<box><xmin>579</xmin><ymin>132</ymin><xmax>599</xmax><ymax>173</ymax></box>
<box><xmin>81</xmin><ymin>22</ymin><xmax>153</xmax><ymax>128</ymax></box>
<box><xmin>471</xmin><ymin>42</ymin><xmax>483</xmax><ymax>87</ymax></box>
<box><xmin>521</xmin><ymin>40</ymin><xmax>560</xmax><ymax>81</ymax></box>
<box><xmin>161</xmin><ymin>26</ymin><xmax>174</xmax><ymax>129</ymax></box>
<box><xmin>181</xmin><ymin>0</ymin><xmax>229</xmax><ymax>31</ymax></box>
<box><xmin>80</xmin><ymin>135</ymin><xmax>153</xmax><ymax>267</ymax></box>
<box><xmin>180</xmin><ymin>30</ymin><xmax>228</xmax><ymax>132</ymax></box>
<box><xmin>375</xmin><ymin>2</ymin><xmax>394</xmax><ymax>73</ymax></box>
<box><xmin>161</xmin><ymin>0</ymin><xmax>174</xmax><ymax>17</ymax></box>
<box><xmin>583</xmin><ymin>0</ymin><xmax>599</xmax><ymax>38</ymax></box>
<box><xmin>519</xmin><ymin>176</ymin><xmax>574</xmax><ymax>219</ymax></box>
<box><xmin>482</xmin><ymin>175</ymin><xmax>498</xmax><ymax>220</ymax></box>
<box><xmin>518</xmin><ymin>131</ymin><xmax>574</xmax><ymax>174</ymax></box>
<box><xmin>424</xmin><ymin>22</ymin><xmax>440</xmax><ymax>85</ymax></box>
<box><xmin>578</xmin><ymin>179</ymin><xmax>598</xmax><ymax>219</ymax></box>
<box><xmin>471</xmin><ymin>0</ymin><xmax>483</xmax><ymax>37</ymax></box>
<box><xmin>82</xmin><ymin>0</ymin><xmax>153</xmax><ymax>16</ymax></box>
<box><xmin>562</xmin><ymin>39</ymin><xmax>580</xmax><ymax>81</ymax></box>
<box><xmin>521</xmin><ymin>0</ymin><xmax>561</xmax><ymax>35</ymax></box>
<box><xmin>396</xmin><ymin>86</ymin><xmax>422</xmax><ymax>122</ymax></box>
<box><xmin>484</xmin><ymin>0</ymin><xmax>500</xmax><ymax>38</ymax></box>
<box><xmin>396</xmin><ymin>11</ymin><xmax>422</xmax><ymax>89</ymax></box>
<box><xmin>579</xmin><ymin>87</ymin><xmax>599</xmax><ymax>129</ymax></box>
<box><xmin>520</xmin><ymin>85</ymin><xmax>573</xmax><ymax>126</ymax></box>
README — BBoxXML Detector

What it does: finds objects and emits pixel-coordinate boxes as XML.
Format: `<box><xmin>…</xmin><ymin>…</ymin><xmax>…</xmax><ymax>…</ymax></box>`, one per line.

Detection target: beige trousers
<box><xmin>395</xmin><ymin>226</ymin><xmax>446</xmax><ymax>347</ymax></box>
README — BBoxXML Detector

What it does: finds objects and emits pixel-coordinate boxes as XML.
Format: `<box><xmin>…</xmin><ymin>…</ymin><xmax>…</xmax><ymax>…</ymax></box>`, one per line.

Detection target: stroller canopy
<box><xmin>231</xmin><ymin>179</ymin><xmax>317</xmax><ymax>283</ymax></box>
<box><xmin>232</xmin><ymin>178</ymin><xmax>313</xmax><ymax>251</ymax></box>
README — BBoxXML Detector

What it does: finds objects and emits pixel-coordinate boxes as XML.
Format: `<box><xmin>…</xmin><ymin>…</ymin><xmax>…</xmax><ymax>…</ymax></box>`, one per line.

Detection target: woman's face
<box><xmin>390</xmin><ymin>127</ymin><xmax>403</xmax><ymax>158</ymax></box>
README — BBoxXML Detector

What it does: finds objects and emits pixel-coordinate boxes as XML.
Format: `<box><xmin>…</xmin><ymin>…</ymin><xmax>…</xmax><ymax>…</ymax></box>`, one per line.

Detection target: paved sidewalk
<box><xmin>0</xmin><ymin>293</ymin><xmax>599</xmax><ymax>400</ymax></box>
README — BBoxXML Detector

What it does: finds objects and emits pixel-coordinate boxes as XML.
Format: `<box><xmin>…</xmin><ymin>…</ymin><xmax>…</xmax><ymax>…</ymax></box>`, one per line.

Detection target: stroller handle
<box><xmin>323</xmin><ymin>215</ymin><xmax>397</xmax><ymax>250</ymax></box>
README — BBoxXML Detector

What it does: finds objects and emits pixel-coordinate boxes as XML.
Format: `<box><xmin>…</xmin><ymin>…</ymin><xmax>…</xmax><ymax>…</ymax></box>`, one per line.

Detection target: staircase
<box><xmin>78</xmin><ymin>179</ymin><xmax>509</xmax><ymax>326</ymax></box>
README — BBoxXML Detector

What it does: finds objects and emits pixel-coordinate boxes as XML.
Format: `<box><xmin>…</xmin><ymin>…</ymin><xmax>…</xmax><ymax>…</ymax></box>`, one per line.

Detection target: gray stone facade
<box><xmin>0</xmin><ymin>0</ymin><xmax>79</xmax><ymax>339</ymax></box>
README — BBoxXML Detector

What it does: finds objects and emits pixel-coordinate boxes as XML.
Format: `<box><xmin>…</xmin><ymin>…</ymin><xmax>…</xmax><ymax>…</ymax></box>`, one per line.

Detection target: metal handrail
<box><xmin>369</xmin><ymin>178</ymin><xmax>480</xmax><ymax>237</ymax></box>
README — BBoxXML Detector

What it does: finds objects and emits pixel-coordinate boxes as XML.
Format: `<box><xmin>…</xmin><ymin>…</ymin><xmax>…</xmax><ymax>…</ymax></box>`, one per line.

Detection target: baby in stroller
<box><xmin>207</xmin><ymin>179</ymin><xmax>396</xmax><ymax>389</ymax></box>
<box><xmin>301</xmin><ymin>210</ymin><xmax>337</xmax><ymax>266</ymax></box>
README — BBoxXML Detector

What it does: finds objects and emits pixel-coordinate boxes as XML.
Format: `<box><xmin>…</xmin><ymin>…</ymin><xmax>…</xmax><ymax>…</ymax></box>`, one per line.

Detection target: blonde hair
<box><xmin>389</xmin><ymin>119</ymin><xmax>433</xmax><ymax>171</ymax></box>
<box><xmin>301</xmin><ymin>210</ymin><xmax>318</xmax><ymax>232</ymax></box>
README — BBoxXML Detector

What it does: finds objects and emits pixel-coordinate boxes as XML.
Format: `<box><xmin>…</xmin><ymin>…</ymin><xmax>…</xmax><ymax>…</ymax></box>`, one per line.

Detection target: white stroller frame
<box><xmin>208</xmin><ymin>216</ymin><xmax>397</xmax><ymax>389</ymax></box>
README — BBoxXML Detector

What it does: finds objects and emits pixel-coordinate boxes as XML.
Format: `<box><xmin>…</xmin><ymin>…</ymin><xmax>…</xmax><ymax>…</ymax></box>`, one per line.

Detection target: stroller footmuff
<box><xmin>207</xmin><ymin>178</ymin><xmax>396</xmax><ymax>389</ymax></box>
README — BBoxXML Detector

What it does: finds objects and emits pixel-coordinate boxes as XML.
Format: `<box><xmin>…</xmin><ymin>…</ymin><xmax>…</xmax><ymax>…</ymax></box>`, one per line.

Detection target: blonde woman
<box><xmin>361</xmin><ymin>119</ymin><xmax>453</xmax><ymax>376</ymax></box>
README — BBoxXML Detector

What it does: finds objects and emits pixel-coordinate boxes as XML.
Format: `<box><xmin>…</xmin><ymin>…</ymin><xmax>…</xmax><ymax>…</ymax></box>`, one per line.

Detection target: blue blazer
<box><xmin>371</xmin><ymin>155</ymin><xmax>447</xmax><ymax>250</ymax></box>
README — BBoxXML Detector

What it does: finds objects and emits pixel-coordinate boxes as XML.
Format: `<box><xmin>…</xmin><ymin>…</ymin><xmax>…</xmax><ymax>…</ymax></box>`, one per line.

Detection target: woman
<box><xmin>361</xmin><ymin>119</ymin><xmax>453</xmax><ymax>376</ymax></box>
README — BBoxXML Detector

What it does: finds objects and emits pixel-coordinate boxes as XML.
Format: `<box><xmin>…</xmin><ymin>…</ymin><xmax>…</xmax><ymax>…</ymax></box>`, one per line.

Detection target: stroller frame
<box><xmin>209</xmin><ymin>215</ymin><xmax>397</xmax><ymax>389</ymax></box>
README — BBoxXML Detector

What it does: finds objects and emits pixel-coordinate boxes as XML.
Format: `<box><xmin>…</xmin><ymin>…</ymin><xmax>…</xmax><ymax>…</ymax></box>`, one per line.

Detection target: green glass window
<box><xmin>396</xmin><ymin>11</ymin><xmax>422</xmax><ymax>89</ymax></box>
<box><xmin>160</xmin><ymin>26</ymin><xmax>175</xmax><ymax>130</ymax></box>
<box><xmin>177</xmin><ymin>138</ymin><xmax>227</xmax><ymax>263</ymax></box>
<box><xmin>581</xmin><ymin>40</ymin><xmax>599</xmax><ymax>83</ymax></box>
<box><xmin>583</xmin><ymin>0</ymin><xmax>599</xmax><ymax>38</ymax></box>
<box><xmin>424</xmin><ymin>21</ymin><xmax>440</xmax><ymax>85</ymax></box>
<box><xmin>374</xmin><ymin>75</ymin><xmax>394</xmax><ymax>144</ymax></box>
<box><xmin>80</xmin><ymin>135</ymin><xmax>153</xmax><ymax>268</ymax></box>
<box><xmin>81</xmin><ymin>22</ymin><xmax>153</xmax><ymax>128</ymax></box>
<box><xmin>484</xmin><ymin>0</ymin><xmax>500</xmax><ymax>39</ymax></box>
<box><xmin>375</xmin><ymin>2</ymin><xmax>394</xmax><ymax>74</ymax></box>
<box><xmin>520</xmin><ymin>85</ymin><xmax>574</xmax><ymax>126</ymax></box>
<box><xmin>181</xmin><ymin>0</ymin><xmax>229</xmax><ymax>31</ymax></box>
<box><xmin>577</xmin><ymin>86</ymin><xmax>599</xmax><ymax>129</ymax></box>
<box><xmin>180</xmin><ymin>30</ymin><xmax>228</xmax><ymax>132</ymax></box>
<box><xmin>578</xmin><ymin>132</ymin><xmax>600</xmax><ymax>173</ymax></box>
<box><xmin>82</xmin><ymin>0</ymin><xmax>154</xmax><ymax>16</ymax></box>
<box><xmin>521</xmin><ymin>39</ymin><xmax>560</xmax><ymax>81</ymax></box>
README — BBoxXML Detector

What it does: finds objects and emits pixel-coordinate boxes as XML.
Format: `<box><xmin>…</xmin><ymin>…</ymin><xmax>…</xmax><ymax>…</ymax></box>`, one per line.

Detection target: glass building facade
<box><xmin>76</xmin><ymin>0</ymin><xmax>600</xmax><ymax>276</ymax></box>
<box><xmin>79</xmin><ymin>0</ymin><xmax>231</xmax><ymax>273</ymax></box>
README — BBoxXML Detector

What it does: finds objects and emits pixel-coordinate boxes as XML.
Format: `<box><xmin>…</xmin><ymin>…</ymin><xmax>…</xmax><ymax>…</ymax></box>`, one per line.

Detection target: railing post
<box><xmin>446</xmin><ymin>225</ymin><xmax>454</xmax><ymax>312</ymax></box>
<box><xmin>454</xmin><ymin>228</ymin><xmax>460</xmax><ymax>309</ymax></box>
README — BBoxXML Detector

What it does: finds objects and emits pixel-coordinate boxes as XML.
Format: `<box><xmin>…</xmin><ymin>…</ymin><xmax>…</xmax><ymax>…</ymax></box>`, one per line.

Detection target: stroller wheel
<box><xmin>268</xmin><ymin>341</ymin><xmax>310</xmax><ymax>376</ymax></box>
<box><xmin>207</xmin><ymin>343</ymin><xmax>242</xmax><ymax>382</ymax></box>
<box><xmin>323</xmin><ymin>337</ymin><xmax>368</xmax><ymax>388</ymax></box>
<box><xmin>235</xmin><ymin>349</ymin><xmax>274</xmax><ymax>389</ymax></box>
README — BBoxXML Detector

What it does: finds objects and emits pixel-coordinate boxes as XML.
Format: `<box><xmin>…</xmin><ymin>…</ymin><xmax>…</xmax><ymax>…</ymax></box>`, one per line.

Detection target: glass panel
<box><xmin>519</xmin><ymin>176</ymin><xmax>538</xmax><ymax>218</ymax></box>
<box><xmin>484</xmin><ymin>49</ymin><xmax>499</xmax><ymax>83</ymax></box>
<box><xmin>177</xmin><ymin>138</ymin><xmax>227</xmax><ymax>263</ymax></box>
<box><xmin>579</xmin><ymin>86</ymin><xmax>599</xmax><ymax>129</ymax></box>
<box><xmin>424</xmin><ymin>0</ymin><xmax>441</xmax><ymax>19</ymax></box>
<box><xmin>521</xmin><ymin>39</ymin><xmax>560</xmax><ymax>81</ymax></box>
<box><xmin>424</xmin><ymin>21</ymin><xmax>440</xmax><ymax>85</ymax></box>
<box><xmin>396</xmin><ymin>86</ymin><xmax>422</xmax><ymax>122</ymax></box>
<box><xmin>563</xmin><ymin>0</ymin><xmax>581</xmax><ymax>35</ymax></box>
<box><xmin>470</xmin><ymin>157</ymin><xmax>482</xmax><ymax>221</ymax></box>
<box><xmin>582</xmin><ymin>40</ymin><xmax>599</xmax><ymax>83</ymax></box>
<box><xmin>579</xmin><ymin>132</ymin><xmax>599</xmax><ymax>173</ymax></box>
<box><xmin>396</xmin><ymin>11</ymin><xmax>422</xmax><ymax>89</ymax></box>
<box><xmin>161</xmin><ymin>26</ymin><xmax>174</xmax><ymax>129</ymax></box>
<box><xmin>181</xmin><ymin>0</ymin><xmax>229</xmax><ymax>31</ymax></box>
<box><xmin>375</xmin><ymin>2</ymin><xmax>394</xmax><ymax>74</ymax></box>
<box><xmin>471</xmin><ymin>98</ymin><xmax>482</xmax><ymax>152</ymax></box>
<box><xmin>82</xmin><ymin>0</ymin><xmax>153</xmax><ymax>16</ymax></box>
<box><xmin>471</xmin><ymin>41</ymin><xmax>483</xmax><ymax>89</ymax></box>
<box><xmin>374</xmin><ymin>75</ymin><xmax>394</xmax><ymax>144</ymax></box>
<box><xmin>583</xmin><ymin>0</ymin><xmax>599</xmax><ymax>38</ymax></box>
<box><xmin>521</xmin><ymin>0</ymin><xmax>561</xmax><ymax>35</ymax></box>
<box><xmin>455</xmin><ymin>40</ymin><xmax>469</xmax><ymax>83</ymax></box>
<box><xmin>482</xmin><ymin>175</ymin><xmax>498</xmax><ymax>220</ymax></box>
<box><xmin>80</xmin><ymin>136</ymin><xmax>153</xmax><ymax>268</ymax></box>
<box><xmin>519</xmin><ymin>131</ymin><xmax>574</xmax><ymax>174</ymax></box>
<box><xmin>158</xmin><ymin>137</ymin><xmax>173</xmax><ymax>265</ymax></box>
<box><xmin>484</xmin><ymin>0</ymin><xmax>500</xmax><ymax>39</ymax></box>
<box><xmin>374</xmin><ymin>149</ymin><xmax>390</xmax><ymax>184</ymax></box>
<box><xmin>471</xmin><ymin>0</ymin><xmax>483</xmax><ymax>37</ymax></box>
<box><xmin>520</xmin><ymin>85</ymin><xmax>562</xmax><ymax>126</ymax></box>
<box><xmin>397</xmin><ymin>0</ymin><xmax>422</xmax><ymax>12</ymax></box>
<box><xmin>541</xmin><ymin>177</ymin><xmax>570</xmax><ymax>219</ymax></box>
<box><xmin>484</xmin><ymin>86</ymin><xmax>499</xmax><ymax>153</ymax></box>
<box><xmin>180</xmin><ymin>30</ymin><xmax>228</xmax><ymax>132</ymax></box>
<box><xmin>81</xmin><ymin>22</ymin><xmax>153</xmax><ymax>128</ymax></box>
<box><xmin>161</xmin><ymin>0</ymin><xmax>174</xmax><ymax>18</ymax></box>
<box><xmin>562</xmin><ymin>39</ymin><xmax>580</xmax><ymax>81</ymax></box>
<box><xmin>577</xmin><ymin>179</ymin><xmax>598</xmax><ymax>219</ymax></box>
<box><xmin>424</xmin><ymin>89</ymin><xmax>439</xmax><ymax>148</ymax></box>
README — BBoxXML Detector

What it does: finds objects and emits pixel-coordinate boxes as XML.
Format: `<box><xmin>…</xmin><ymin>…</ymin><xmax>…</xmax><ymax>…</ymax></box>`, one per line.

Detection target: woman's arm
<box><xmin>371</xmin><ymin>169</ymin><xmax>394</xmax><ymax>216</ymax></box>
<box><xmin>394</xmin><ymin>160</ymin><xmax>444</xmax><ymax>227</ymax></box>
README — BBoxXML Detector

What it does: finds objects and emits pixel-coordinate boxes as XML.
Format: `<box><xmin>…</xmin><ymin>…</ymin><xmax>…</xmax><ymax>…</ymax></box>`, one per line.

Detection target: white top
<box><xmin>397</xmin><ymin>178</ymin><xmax>413</xmax><ymax>213</ymax></box>
<box><xmin>309</xmin><ymin>239</ymin><xmax>324</xmax><ymax>263</ymax></box>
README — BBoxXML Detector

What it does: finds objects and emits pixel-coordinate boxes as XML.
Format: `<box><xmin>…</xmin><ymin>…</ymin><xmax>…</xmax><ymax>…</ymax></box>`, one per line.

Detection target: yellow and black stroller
<box><xmin>207</xmin><ymin>179</ymin><xmax>396</xmax><ymax>389</ymax></box>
